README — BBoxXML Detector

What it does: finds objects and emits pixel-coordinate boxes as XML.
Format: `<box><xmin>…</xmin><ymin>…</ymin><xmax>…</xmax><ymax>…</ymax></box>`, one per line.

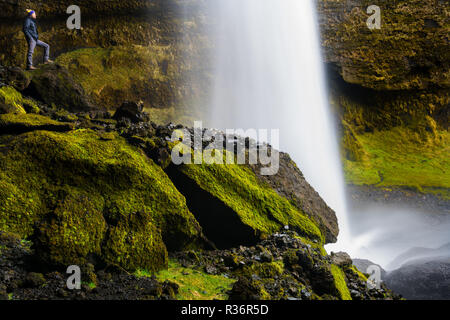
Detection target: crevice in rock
<box><xmin>166</xmin><ymin>164</ymin><xmax>260</xmax><ymax>250</ymax></box>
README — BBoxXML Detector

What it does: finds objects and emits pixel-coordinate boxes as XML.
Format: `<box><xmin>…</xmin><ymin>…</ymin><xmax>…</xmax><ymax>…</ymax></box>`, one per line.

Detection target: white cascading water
<box><xmin>206</xmin><ymin>0</ymin><xmax>352</xmax><ymax>252</ymax></box>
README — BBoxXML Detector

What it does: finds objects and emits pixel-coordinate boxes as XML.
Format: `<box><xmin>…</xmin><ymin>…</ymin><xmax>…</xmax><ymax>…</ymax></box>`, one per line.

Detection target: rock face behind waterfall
<box><xmin>318</xmin><ymin>0</ymin><xmax>448</xmax><ymax>91</ymax></box>
<box><xmin>317</xmin><ymin>0</ymin><xmax>449</xmax><ymax>197</ymax></box>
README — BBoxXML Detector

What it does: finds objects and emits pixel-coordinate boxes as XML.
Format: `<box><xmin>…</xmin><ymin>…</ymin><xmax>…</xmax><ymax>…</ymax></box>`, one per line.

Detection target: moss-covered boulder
<box><xmin>0</xmin><ymin>119</ymin><xmax>205</xmax><ymax>271</ymax></box>
<box><xmin>34</xmin><ymin>191</ymin><xmax>108</xmax><ymax>267</ymax></box>
<box><xmin>25</xmin><ymin>64</ymin><xmax>98</xmax><ymax>113</ymax></box>
<box><xmin>0</xmin><ymin>86</ymin><xmax>38</xmax><ymax>115</ymax></box>
<box><xmin>249</xmin><ymin>152</ymin><xmax>339</xmax><ymax>243</ymax></box>
<box><xmin>167</xmin><ymin>149</ymin><xmax>324</xmax><ymax>249</ymax></box>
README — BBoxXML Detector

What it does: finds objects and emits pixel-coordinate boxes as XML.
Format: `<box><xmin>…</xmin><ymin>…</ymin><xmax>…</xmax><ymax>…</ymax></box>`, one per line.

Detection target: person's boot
<box><xmin>26</xmin><ymin>65</ymin><xmax>37</xmax><ymax>70</ymax></box>
<box><xmin>43</xmin><ymin>59</ymin><xmax>54</xmax><ymax>65</ymax></box>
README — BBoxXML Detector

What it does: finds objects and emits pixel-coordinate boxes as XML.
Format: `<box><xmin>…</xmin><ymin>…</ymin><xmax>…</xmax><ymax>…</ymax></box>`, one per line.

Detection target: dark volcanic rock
<box><xmin>0</xmin><ymin>66</ymin><xmax>30</xmax><ymax>91</ymax></box>
<box><xmin>25</xmin><ymin>64</ymin><xmax>99</xmax><ymax>113</ymax></box>
<box><xmin>250</xmin><ymin>152</ymin><xmax>339</xmax><ymax>243</ymax></box>
<box><xmin>0</xmin><ymin>0</ymin><xmax>155</xmax><ymax>19</ymax></box>
<box><xmin>331</xmin><ymin>252</ymin><xmax>352</xmax><ymax>267</ymax></box>
<box><xmin>113</xmin><ymin>101</ymin><xmax>150</xmax><ymax>123</ymax></box>
<box><xmin>384</xmin><ymin>256</ymin><xmax>450</xmax><ymax>300</ymax></box>
<box><xmin>173</xmin><ymin>231</ymin><xmax>399</xmax><ymax>300</ymax></box>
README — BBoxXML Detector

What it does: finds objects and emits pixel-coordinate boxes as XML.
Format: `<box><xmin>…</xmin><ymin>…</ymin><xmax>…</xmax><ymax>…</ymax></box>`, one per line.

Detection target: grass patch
<box><xmin>136</xmin><ymin>259</ymin><xmax>236</xmax><ymax>300</ymax></box>
<box><xmin>344</xmin><ymin>127</ymin><xmax>450</xmax><ymax>199</ymax></box>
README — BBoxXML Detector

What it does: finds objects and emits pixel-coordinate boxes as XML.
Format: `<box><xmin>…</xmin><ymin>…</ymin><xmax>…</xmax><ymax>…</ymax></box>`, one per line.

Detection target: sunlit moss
<box><xmin>0</xmin><ymin>86</ymin><xmax>39</xmax><ymax>114</ymax></box>
<box><xmin>175</xmin><ymin>148</ymin><xmax>324</xmax><ymax>243</ymax></box>
<box><xmin>0</xmin><ymin>121</ymin><xmax>203</xmax><ymax>270</ymax></box>
<box><xmin>343</xmin><ymin>127</ymin><xmax>450</xmax><ymax>199</ymax></box>
<box><xmin>136</xmin><ymin>259</ymin><xmax>236</xmax><ymax>300</ymax></box>
<box><xmin>330</xmin><ymin>264</ymin><xmax>352</xmax><ymax>301</ymax></box>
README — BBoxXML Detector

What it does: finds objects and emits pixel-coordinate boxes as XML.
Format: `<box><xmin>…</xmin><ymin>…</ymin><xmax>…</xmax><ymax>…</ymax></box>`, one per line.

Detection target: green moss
<box><xmin>240</xmin><ymin>261</ymin><xmax>284</xmax><ymax>279</ymax></box>
<box><xmin>347</xmin><ymin>265</ymin><xmax>368</xmax><ymax>282</ymax></box>
<box><xmin>0</xmin><ymin>124</ymin><xmax>203</xmax><ymax>270</ymax></box>
<box><xmin>0</xmin><ymin>86</ymin><xmax>39</xmax><ymax>114</ymax></box>
<box><xmin>0</xmin><ymin>114</ymin><xmax>74</xmax><ymax>133</ymax></box>
<box><xmin>176</xmin><ymin>148</ymin><xmax>324</xmax><ymax>243</ymax></box>
<box><xmin>320</xmin><ymin>0</ymin><xmax>449</xmax><ymax>90</ymax></box>
<box><xmin>103</xmin><ymin>210</ymin><xmax>168</xmax><ymax>272</ymax></box>
<box><xmin>55</xmin><ymin>46</ymin><xmax>205</xmax><ymax>125</ymax></box>
<box><xmin>35</xmin><ymin>190</ymin><xmax>107</xmax><ymax>267</ymax></box>
<box><xmin>56</xmin><ymin>46</ymin><xmax>175</xmax><ymax>109</ymax></box>
<box><xmin>137</xmin><ymin>259</ymin><xmax>236</xmax><ymax>300</ymax></box>
<box><xmin>330</xmin><ymin>264</ymin><xmax>352</xmax><ymax>301</ymax></box>
<box><xmin>343</xmin><ymin>127</ymin><xmax>450</xmax><ymax>198</ymax></box>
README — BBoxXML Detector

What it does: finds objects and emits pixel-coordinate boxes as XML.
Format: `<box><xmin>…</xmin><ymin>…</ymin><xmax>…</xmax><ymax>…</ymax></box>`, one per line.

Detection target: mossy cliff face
<box><xmin>317</xmin><ymin>0</ymin><xmax>449</xmax><ymax>197</ymax></box>
<box><xmin>55</xmin><ymin>46</ymin><xmax>180</xmax><ymax>112</ymax></box>
<box><xmin>0</xmin><ymin>116</ymin><xmax>205</xmax><ymax>271</ymax></box>
<box><xmin>317</xmin><ymin>0</ymin><xmax>449</xmax><ymax>90</ymax></box>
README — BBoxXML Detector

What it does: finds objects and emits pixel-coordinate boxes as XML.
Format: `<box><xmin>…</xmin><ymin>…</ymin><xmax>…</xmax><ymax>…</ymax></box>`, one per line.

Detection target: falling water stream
<box><xmin>194</xmin><ymin>0</ymin><xmax>450</xmax><ymax>268</ymax></box>
<box><xmin>205</xmin><ymin>0</ymin><xmax>352</xmax><ymax>253</ymax></box>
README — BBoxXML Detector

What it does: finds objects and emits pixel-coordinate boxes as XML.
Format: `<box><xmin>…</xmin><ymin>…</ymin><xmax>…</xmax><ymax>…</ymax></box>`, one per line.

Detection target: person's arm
<box><xmin>23</xmin><ymin>19</ymin><xmax>33</xmax><ymax>40</ymax></box>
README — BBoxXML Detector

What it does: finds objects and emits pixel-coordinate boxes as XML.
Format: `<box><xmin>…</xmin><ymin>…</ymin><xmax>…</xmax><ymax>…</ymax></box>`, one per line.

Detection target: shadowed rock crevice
<box><xmin>166</xmin><ymin>164</ymin><xmax>260</xmax><ymax>249</ymax></box>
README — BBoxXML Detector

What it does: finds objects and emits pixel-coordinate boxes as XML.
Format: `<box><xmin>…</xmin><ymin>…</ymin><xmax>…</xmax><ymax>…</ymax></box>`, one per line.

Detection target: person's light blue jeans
<box><xmin>27</xmin><ymin>38</ymin><xmax>50</xmax><ymax>67</ymax></box>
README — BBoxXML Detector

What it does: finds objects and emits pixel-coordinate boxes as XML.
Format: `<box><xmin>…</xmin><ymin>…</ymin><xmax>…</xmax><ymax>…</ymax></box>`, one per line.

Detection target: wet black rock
<box><xmin>24</xmin><ymin>64</ymin><xmax>99</xmax><ymax>113</ymax></box>
<box><xmin>384</xmin><ymin>256</ymin><xmax>450</xmax><ymax>300</ymax></box>
<box><xmin>25</xmin><ymin>272</ymin><xmax>46</xmax><ymax>288</ymax></box>
<box><xmin>331</xmin><ymin>252</ymin><xmax>352</xmax><ymax>267</ymax></box>
<box><xmin>0</xmin><ymin>66</ymin><xmax>30</xmax><ymax>91</ymax></box>
<box><xmin>113</xmin><ymin>101</ymin><xmax>150</xmax><ymax>123</ymax></box>
<box><xmin>173</xmin><ymin>230</ymin><xmax>399</xmax><ymax>300</ymax></box>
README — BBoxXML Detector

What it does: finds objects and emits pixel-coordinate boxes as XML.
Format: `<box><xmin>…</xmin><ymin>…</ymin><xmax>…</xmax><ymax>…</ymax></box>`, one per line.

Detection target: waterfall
<box><xmin>206</xmin><ymin>0</ymin><xmax>351</xmax><ymax>251</ymax></box>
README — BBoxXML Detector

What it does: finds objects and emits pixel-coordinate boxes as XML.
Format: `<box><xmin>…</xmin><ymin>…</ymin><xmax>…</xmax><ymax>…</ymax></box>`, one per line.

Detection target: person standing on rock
<box><xmin>23</xmin><ymin>9</ymin><xmax>53</xmax><ymax>70</ymax></box>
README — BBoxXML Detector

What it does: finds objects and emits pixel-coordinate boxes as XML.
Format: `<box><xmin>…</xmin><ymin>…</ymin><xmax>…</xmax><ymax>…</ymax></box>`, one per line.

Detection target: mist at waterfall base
<box><xmin>200</xmin><ymin>0</ymin><xmax>449</xmax><ymax>269</ymax></box>
<box><xmin>347</xmin><ymin>202</ymin><xmax>450</xmax><ymax>269</ymax></box>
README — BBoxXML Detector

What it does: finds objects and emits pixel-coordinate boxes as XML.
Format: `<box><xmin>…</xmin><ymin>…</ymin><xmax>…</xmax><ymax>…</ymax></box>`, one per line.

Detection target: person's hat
<box><xmin>26</xmin><ymin>9</ymin><xmax>35</xmax><ymax>16</ymax></box>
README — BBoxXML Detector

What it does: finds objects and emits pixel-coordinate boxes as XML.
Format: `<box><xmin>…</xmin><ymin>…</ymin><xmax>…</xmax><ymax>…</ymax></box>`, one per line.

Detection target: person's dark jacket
<box><xmin>23</xmin><ymin>17</ymin><xmax>38</xmax><ymax>41</ymax></box>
